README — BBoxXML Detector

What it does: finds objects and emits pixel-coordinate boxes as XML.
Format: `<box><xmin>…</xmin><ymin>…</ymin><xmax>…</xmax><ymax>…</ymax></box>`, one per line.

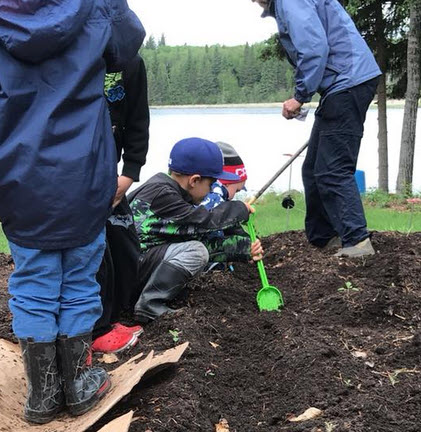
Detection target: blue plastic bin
<box><xmin>355</xmin><ymin>170</ymin><xmax>366</xmax><ymax>194</ymax></box>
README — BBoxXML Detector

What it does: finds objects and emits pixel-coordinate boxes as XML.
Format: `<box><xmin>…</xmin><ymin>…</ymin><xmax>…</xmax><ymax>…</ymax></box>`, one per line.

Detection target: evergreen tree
<box><xmin>184</xmin><ymin>49</ymin><xmax>198</xmax><ymax>103</ymax></box>
<box><xmin>140</xmin><ymin>42</ymin><xmax>295</xmax><ymax>105</ymax></box>
<box><xmin>258</xmin><ymin>58</ymin><xmax>279</xmax><ymax>100</ymax></box>
<box><xmin>158</xmin><ymin>34</ymin><xmax>166</xmax><ymax>47</ymax></box>
<box><xmin>239</xmin><ymin>43</ymin><xmax>261</xmax><ymax>87</ymax></box>
<box><xmin>154</xmin><ymin>62</ymin><xmax>170</xmax><ymax>104</ymax></box>
<box><xmin>217</xmin><ymin>70</ymin><xmax>240</xmax><ymax>104</ymax></box>
<box><xmin>144</xmin><ymin>35</ymin><xmax>157</xmax><ymax>50</ymax></box>
<box><xmin>196</xmin><ymin>54</ymin><xmax>218</xmax><ymax>103</ymax></box>
<box><xmin>211</xmin><ymin>46</ymin><xmax>224</xmax><ymax>77</ymax></box>
<box><xmin>168</xmin><ymin>63</ymin><xmax>187</xmax><ymax>105</ymax></box>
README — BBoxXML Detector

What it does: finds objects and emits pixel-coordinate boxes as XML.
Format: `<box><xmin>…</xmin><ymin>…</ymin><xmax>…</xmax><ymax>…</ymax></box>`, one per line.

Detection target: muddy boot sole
<box><xmin>25</xmin><ymin>403</ymin><xmax>64</xmax><ymax>424</ymax></box>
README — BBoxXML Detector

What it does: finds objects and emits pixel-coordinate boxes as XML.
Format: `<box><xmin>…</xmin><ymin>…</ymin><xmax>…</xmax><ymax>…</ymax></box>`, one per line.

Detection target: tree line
<box><xmin>140</xmin><ymin>0</ymin><xmax>420</xmax><ymax>195</ymax></box>
<box><xmin>140</xmin><ymin>39</ymin><xmax>296</xmax><ymax>105</ymax></box>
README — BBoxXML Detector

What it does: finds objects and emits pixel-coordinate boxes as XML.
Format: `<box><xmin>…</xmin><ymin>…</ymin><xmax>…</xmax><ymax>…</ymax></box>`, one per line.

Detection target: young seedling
<box><xmin>338</xmin><ymin>281</ymin><xmax>360</xmax><ymax>294</ymax></box>
<box><xmin>343</xmin><ymin>378</ymin><xmax>352</xmax><ymax>387</ymax></box>
<box><xmin>388</xmin><ymin>370</ymin><xmax>400</xmax><ymax>386</ymax></box>
<box><xmin>169</xmin><ymin>329</ymin><xmax>180</xmax><ymax>343</ymax></box>
<box><xmin>325</xmin><ymin>422</ymin><xmax>337</xmax><ymax>432</ymax></box>
<box><xmin>338</xmin><ymin>372</ymin><xmax>352</xmax><ymax>387</ymax></box>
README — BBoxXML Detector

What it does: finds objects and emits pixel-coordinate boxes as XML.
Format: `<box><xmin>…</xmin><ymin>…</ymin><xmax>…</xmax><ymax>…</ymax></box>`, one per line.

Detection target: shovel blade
<box><xmin>257</xmin><ymin>286</ymin><xmax>283</xmax><ymax>312</ymax></box>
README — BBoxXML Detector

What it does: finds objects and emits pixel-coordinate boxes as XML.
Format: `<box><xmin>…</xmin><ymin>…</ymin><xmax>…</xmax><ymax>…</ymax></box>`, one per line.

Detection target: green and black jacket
<box><xmin>129</xmin><ymin>173</ymin><xmax>251</xmax><ymax>263</ymax></box>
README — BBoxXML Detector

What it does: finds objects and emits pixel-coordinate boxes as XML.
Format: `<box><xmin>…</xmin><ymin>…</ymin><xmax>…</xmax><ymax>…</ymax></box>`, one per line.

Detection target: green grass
<box><xmin>253</xmin><ymin>191</ymin><xmax>421</xmax><ymax>237</ymax></box>
<box><xmin>254</xmin><ymin>191</ymin><xmax>307</xmax><ymax>236</ymax></box>
<box><xmin>0</xmin><ymin>191</ymin><xmax>420</xmax><ymax>254</ymax></box>
<box><xmin>365</xmin><ymin>207</ymin><xmax>421</xmax><ymax>232</ymax></box>
<box><xmin>0</xmin><ymin>225</ymin><xmax>9</xmax><ymax>254</ymax></box>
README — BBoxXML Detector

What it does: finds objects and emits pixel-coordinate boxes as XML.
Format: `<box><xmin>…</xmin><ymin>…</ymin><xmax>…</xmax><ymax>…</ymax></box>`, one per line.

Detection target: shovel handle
<box><xmin>247</xmin><ymin>141</ymin><xmax>309</xmax><ymax>205</ymax></box>
<box><xmin>247</xmin><ymin>214</ymin><xmax>269</xmax><ymax>287</ymax></box>
<box><xmin>248</xmin><ymin>196</ymin><xmax>257</xmax><ymax>206</ymax></box>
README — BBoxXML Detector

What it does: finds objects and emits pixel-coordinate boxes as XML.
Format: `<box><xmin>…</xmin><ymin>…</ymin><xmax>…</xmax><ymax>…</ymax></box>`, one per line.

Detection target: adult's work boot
<box><xmin>19</xmin><ymin>339</ymin><xmax>64</xmax><ymax>424</ymax></box>
<box><xmin>134</xmin><ymin>261</ymin><xmax>191</xmax><ymax>323</ymax></box>
<box><xmin>334</xmin><ymin>237</ymin><xmax>375</xmax><ymax>258</ymax></box>
<box><xmin>57</xmin><ymin>333</ymin><xmax>111</xmax><ymax>416</ymax></box>
<box><xmin>322</xmin><ymin>236</ymin><xmax>342</xmax><ymax>250</ymax></box>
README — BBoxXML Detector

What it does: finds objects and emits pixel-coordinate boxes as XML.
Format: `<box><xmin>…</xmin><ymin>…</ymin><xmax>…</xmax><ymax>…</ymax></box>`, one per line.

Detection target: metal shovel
<box><xmin>247</xmin><ymin>213</ymin><xmax>284</xmax><ymax>312</ymax></box>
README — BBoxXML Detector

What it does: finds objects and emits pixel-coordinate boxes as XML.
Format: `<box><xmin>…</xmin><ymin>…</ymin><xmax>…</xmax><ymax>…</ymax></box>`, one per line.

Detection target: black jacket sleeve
<box><xmin>151</xmin><ymin>188</ymin><xmax>250</xmax><ymax>234</ymax></box>
<box><xmin>121</xmin><ymin>55</ymin><xmax>150</xmax><ymax>181</ymax></box>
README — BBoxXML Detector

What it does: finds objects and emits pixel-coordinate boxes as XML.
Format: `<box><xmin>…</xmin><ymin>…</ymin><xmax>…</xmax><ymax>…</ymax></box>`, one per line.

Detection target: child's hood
<box><xmin>0</xmin><ymin>0</ymin><xmax>93</xmax><ymax>63</ymax></box>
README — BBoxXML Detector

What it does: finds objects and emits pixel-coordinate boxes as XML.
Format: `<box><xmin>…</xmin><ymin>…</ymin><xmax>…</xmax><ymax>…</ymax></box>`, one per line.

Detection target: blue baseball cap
<box><xmin>168</xmin><ymin>137</ymin><xmax>241</xmax><ymax>181</ymax></box>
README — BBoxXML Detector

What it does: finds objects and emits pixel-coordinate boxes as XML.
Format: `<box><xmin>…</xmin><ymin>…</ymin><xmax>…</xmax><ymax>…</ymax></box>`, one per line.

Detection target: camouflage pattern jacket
<box><xmin>201</xmin><ymin>181</ymin><xmax>229</xmax><ymax>210</ymax></box>
<box><xmin>129</xmin><ymin>173</ymin><xmax>251</xmax><ymax>262</ymax></box>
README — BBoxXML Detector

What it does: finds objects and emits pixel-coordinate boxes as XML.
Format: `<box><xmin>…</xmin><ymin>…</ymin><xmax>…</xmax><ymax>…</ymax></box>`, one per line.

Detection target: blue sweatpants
<box><xmin>302</xmin><ymin>78</ymin><xmax>378</xmax><ymax>248</ymax></box>
<box><xmin>8</xmin><ymin>230</ymin><xmax>106</xmax><ymax>342</ymax></box>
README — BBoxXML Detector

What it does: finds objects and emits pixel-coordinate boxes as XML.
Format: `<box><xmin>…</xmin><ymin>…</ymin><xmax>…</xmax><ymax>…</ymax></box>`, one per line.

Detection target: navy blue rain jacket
<box><xmin>267</xmin><ymin>0</ymin><xmax>381</xmax><ymax>103</ymax></box>
<box><xmin>0</xmin><ymin>0</ymin><xmax>145</xmax><ymax>249</ymax></box>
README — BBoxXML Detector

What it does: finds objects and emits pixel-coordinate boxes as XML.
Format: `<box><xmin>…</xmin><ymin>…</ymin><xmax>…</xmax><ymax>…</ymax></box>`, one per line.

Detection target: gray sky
<box><xmin>128</xmin><ymin>0</ymin><xmax>278</xmax><ymax>46</ymax></box>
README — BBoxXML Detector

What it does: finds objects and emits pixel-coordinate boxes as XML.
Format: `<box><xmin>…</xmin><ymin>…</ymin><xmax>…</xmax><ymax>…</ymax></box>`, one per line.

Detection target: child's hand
<box><xmin>244</xmin><ymin>202</ymin><xmax>255</xmax><ymax>214</ymax></box>
<box><xmin>112</xmin><ymin>175</ymin><xmax>133</xmax><ymax>208</ymax></box>
<box><xmin>251</xmin><ymin>239</ymin><xmax>264</xmax><ymax>261</ymax></box>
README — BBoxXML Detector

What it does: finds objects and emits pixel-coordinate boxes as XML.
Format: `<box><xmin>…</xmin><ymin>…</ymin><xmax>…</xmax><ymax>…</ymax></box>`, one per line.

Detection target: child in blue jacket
<box><xmin>0</xmin><ymin>0</ymin><xmax>145</xmax><ymax>423</ymax></box>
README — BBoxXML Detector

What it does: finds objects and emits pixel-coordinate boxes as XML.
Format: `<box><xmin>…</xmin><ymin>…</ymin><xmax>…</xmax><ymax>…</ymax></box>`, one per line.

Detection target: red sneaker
<box><xmin>113</xmin><ymin>322</ymin><xmax>144</xmax><ymax>337</ymax></box>
<box><xmin>92</xmin><ymin>328</ymin><xmax>138</xmax><ymax>354</ymax></box>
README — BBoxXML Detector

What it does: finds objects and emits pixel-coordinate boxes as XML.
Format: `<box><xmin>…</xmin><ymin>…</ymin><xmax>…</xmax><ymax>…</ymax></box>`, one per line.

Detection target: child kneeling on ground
<box><xmin>129</xmin><ymin>137</ymin><xmax>263</xmax><ymax>323</ymax></box>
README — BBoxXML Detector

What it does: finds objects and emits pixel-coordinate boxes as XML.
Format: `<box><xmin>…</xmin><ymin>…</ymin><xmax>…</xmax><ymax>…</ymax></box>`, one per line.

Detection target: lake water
<box><xmin>127</xmin><ymin>106</ymin><xmax>421</xmax><ymax>195</ymax></box>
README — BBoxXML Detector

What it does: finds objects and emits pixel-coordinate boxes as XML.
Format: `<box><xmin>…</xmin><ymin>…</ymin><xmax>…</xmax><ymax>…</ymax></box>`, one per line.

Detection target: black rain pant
<box><xmin>302</xmin><ymin>77</ymin><xmax>379</xmax><ymax>248</ymax></box>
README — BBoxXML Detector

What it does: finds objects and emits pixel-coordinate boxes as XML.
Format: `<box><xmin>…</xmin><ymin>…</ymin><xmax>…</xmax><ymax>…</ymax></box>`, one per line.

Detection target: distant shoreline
<box><xmin>150</xmin><ymin>100</ymin><xmax>412</xmax><ymax>110</ymax></box>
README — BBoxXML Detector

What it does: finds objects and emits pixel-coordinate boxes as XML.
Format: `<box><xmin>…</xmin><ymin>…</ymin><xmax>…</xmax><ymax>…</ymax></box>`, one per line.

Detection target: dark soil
<box><xmin>1</xmin><ymin>231</ymin><xmax>421</xmax><ymax>432</ymax></box>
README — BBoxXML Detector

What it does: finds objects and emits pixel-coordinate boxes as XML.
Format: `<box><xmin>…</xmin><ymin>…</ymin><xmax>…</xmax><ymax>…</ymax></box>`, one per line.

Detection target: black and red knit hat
<box><xmin>216</xmin><ymin>141</ymin><xmax>248</xmax><ymax>185</ymax></box>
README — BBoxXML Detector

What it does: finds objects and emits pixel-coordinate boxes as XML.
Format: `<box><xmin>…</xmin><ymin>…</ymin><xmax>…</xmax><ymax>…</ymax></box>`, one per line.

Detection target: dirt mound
<box><xmin>1</xmin><ymin>231</ymin><xmax>420</xmax><ymax>431</ymax></box>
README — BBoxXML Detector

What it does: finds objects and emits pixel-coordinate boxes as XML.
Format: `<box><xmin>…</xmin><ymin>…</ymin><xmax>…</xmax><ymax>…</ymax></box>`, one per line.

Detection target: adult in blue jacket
<box><xmin>0</xmin><ymin>0</ymin><xmax>145</xmax><ymax>423</ymax></box>
<box><xmin>253</xmin><ymin>0</ymin><xmax>381</xmax><ymax>257</ymax></box>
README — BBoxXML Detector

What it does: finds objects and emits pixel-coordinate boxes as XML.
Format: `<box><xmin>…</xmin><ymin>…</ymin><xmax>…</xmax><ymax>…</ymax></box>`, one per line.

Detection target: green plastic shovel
<box><xmin>247</xmin><ymin>213</ymin><xmax>284</xmax><ymax>312</ymax></box>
